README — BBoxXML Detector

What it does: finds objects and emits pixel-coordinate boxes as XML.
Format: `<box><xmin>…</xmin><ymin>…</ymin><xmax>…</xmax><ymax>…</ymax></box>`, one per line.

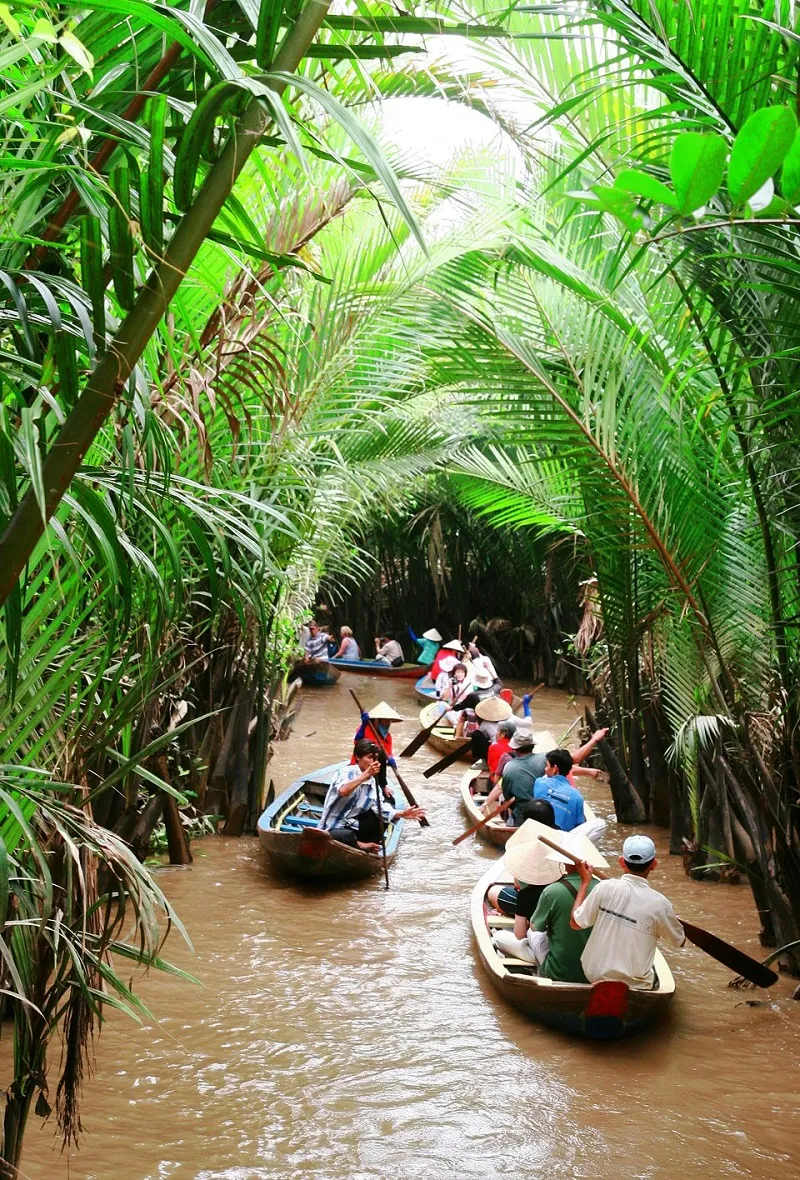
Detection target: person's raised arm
<box><xmin>572</xmin><ymin>727</ymin><xmax>609</xmax><ymax>766</ymax></box>
<box><xmin>337</xmin><ymin>760</ymin><xmax>381</xmax><ymax>798</ymax></box>
<box><xmin>570</xmin><ymin>860</ymin><xmax>598</xmax><ymax>930</ymax></box>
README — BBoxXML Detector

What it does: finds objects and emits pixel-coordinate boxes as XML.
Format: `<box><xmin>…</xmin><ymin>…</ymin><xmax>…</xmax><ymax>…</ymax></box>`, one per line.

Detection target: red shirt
<box><xmin>488</xmin><ymin>736</ymin><xmax>512</xmax><ymax>776</ymax></box>
<box><xmin>350</xmin><ymin>720</ymin><xmax>393</xmax><ymax>762</ymax></box>
<box><xmin>429</xmin><ymin>648</ymin><xmax>450</xmax><ymax>678</ymax></box>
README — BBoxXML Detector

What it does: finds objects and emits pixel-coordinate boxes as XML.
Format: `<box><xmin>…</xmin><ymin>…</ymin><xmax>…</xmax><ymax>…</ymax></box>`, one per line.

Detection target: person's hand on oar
<box><xmin>538</xmin><ymin>833</ymin><xmax>778</xmax><ymax>989</ymax></box>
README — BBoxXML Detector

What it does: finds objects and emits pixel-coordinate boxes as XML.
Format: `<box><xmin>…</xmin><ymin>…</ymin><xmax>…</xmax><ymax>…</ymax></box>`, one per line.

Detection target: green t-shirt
<box><xmin>531</xmin><ymin>873</ymin><xmax>597</xmax><ymax>984</ymax></box>
<box><xmin>415</xmin><ymin>637</ymin><xmax>440</xmax><ymax>665</ymax></box>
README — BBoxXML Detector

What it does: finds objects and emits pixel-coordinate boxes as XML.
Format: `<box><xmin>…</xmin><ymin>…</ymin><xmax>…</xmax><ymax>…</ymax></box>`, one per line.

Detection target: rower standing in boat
<box><xmin>409</xmin><ymin>626</ymin><xmax>442</xmax><ymax>667</ymax></box>
<box><xmin>352</xmin><ymin>701</ymin><xmax>405</xmax><ymax>799</ymax></box>
<box><xmin>570</xmin><ymin>835</ymin><xmax>685</xmax><ymax>989</ymax></box>
<box><xmin>332</xmin><ymin>626</ymin><xmax>360</xmax><ymax>661</ymax></box>
<box><xmin>317</xmin><ymin>739</ymin><xmax>425</xmax><ymax>853</ymax></box>
<box><xmin>304</xmin><ymin>620</ymin><xmax>331</xmax><ymax>663</ymax></box>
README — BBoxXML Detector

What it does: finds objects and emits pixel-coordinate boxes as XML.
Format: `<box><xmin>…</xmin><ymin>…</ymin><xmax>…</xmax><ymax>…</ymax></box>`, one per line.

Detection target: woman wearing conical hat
<box><xmin>408</xmin><ymin>625</ymin><xmax>443</xmax><ymax>667</ymax></box>
<box><xmin>351</xmin><ymin>700</ymin><xmax>406</xmax><ymax>800</ymax></box>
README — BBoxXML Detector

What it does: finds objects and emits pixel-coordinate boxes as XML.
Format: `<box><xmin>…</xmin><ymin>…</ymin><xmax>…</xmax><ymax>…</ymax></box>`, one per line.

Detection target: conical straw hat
<box><xmin>503</xmin><ymin>819</ymin><xmax>565</xmax><ymax>886</ymax></box>
<box><xmin>368</xmin><ymin>701</ymin><xmax>406</xmax><ymax>722</ymax></box>
<box><xmin>442</xmin><ymin>639</ymin><xmax>465</xmax><ymax>652</ymax></box>
<box><xmin>475</xmin><ymin>696</ymin><xmax>512</xmax><ymax>722</ymax></box>
<box><xmin>542</xmin><ymin>831</ymin><xmax>609</xmax><ymax>869</ymax></box>
<box><xmin>422</xmin><ymin>628</ymin><xmax>443</xmax><ymax>641</ymax></box>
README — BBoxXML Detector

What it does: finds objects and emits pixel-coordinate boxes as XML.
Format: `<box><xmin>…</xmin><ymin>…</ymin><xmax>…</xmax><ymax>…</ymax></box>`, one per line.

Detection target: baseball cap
<box><xmin>622</xmin><ymin>835</ymin><xmax>656</xmax><ymax>865</ymax></box>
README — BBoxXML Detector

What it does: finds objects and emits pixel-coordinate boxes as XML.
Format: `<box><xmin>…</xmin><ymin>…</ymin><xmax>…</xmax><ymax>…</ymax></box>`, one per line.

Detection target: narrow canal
<box><xmin>24</xmin><ymin>679</ymin><xmax>799</xmax><ymax>1179</ymax></box>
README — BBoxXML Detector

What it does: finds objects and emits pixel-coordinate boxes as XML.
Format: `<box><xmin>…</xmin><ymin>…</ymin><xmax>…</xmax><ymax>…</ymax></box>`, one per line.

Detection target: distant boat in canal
<box><xmin>290</xmin><ymin>660</ymin><xmax>341</xmax><ymax>686</ymax></box>
<box><xmin>329</xmin><ymin>657</ymin><xmax>424</xmax><ymax>678</ymax></box>
<box><xmin>471</xmin><ymin>860</ymin><xmax>676</xmax><ymax>1039</ymax></box>
<box><xmin>257</xmin><ymin>762</ymin><xmax>407</xmax><ymax>882</ymax></box>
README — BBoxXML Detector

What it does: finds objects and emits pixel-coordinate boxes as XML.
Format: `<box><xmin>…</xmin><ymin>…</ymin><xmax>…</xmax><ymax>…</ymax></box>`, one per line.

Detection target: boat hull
<box><xmin>290</xmin><ymin>660</ymin><xmax>341</xmax><ymax>686</ymax></box>
<box><xmin>471</xmin><ymin>862</ymin><xmax>674</xmax><ymax>1038</ymax></box>
<box><xmin>257</xmin><ymin>762</ymin><xmax>405</xmax><ymax>882</ymax></box>
<box><xmin>330</xmin><ymin>659</ymin><xmax>423</xmax><ymax>679</ymax></box>
<box><xmin>459</xmin><ymin>767</ymin><xmax>597</xmax><ymax>847</ymax></box>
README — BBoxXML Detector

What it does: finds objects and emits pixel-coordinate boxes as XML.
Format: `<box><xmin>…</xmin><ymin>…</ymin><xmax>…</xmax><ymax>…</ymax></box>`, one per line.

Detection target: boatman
<box><xmin>317</xmin><ymin>739</ymin><xmax>425</xmax><ymax>853</ymax></box>
<box><xmin>570</xmin><ymin>834</ymin><xmax>685</xmax><ymax>989</ymax></box>
<box><xmin>533</xmin><ymin>748</ymin><xmax>606</xmax><ymax>843</ymax></box>
<box><xmin>352</xmin><ymin>701</ymin><xmax>405</xmax><ymax>798</ymax></box>
<box><xmin>408</xmin><ymin>626</ymin><xmax>443</xmax><ymax>666</ymax></box>
<box><xmin>303</xmin><ymin>619</ymin><xmax>331</xmax><ymax>663</ymax></box>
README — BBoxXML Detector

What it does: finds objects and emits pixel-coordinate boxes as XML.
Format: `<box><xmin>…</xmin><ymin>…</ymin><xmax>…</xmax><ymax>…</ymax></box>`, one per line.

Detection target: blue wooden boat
<box><xmin>257</xmin><ymin>762</ymin><xmax>406</xmax><ymax>882</ymax></box>
<box><xmin>471</xmin><ymin>862</ymin><xmax>675</xmax><ymax>1038</ymax></box>
<box><xmin>330</xmin><ymin>658</ymin><xmax>423</xmax><ymax>679</ymax></box>
<box><xmin>290</xmin><ymin>659</ymin><xmax>341</xmax><ymax>686</ymax></box>
<box><xmin>415</xmin><ymin>674</ymin><xmax>437</xmax><ymax>701</ymax></box>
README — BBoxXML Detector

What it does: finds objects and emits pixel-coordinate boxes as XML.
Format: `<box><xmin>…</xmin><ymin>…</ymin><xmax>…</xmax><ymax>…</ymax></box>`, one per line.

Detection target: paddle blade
<box><xmin>423</xmin><ymin>742</ymin><xmax>472</xmax><ymax>778</ymax></box>
<box><xmin>680</xmin><ymin>919</ymin><xmax>779</xmax><ymax>988</ymax></box>
<box><xmin>399</xmin><ymin>727</ymin><xmax>433</xmax><ymax>758</ymax></box>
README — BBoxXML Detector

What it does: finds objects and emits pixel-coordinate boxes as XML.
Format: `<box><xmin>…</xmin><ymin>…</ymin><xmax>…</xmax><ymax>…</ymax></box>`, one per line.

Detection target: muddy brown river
<box><xmin>22</xmin><ymin>679</ymin><xmax>800</xmax><ymax>1179</ymax></box>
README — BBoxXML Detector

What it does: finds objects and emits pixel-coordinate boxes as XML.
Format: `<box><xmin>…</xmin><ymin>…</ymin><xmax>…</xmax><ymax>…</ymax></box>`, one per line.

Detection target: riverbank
<box><xmin>23</xmin><ymin>679</ymin><xmax>799</xmax><ymax>1178</ymax></box>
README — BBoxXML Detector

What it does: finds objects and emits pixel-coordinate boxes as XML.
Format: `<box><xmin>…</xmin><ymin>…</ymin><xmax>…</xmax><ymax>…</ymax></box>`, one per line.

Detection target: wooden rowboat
<box><xmin>459</xmin><ymin>765</ymin><xmax>595</xmax><ymax>848</ymax></box>
<box><xmin>257</xmin><ymin>762</ymin><xmax>406</xmax><ymax>882</ymax></box>
<box><xmin>289</xmin><ymin>660</ymin><xmax>341</xmax><ymax>687</ymax></box>
<box><xmin>418</xmin><ymin>701</ymin><xmax>540</xmax><ymax>762</ymax></box>
<box><xmin>471</xmin><ymin>860</ymin><xmax>675</xmax><ymax>1038</ymax></box>
<box><xmin>415</xmin><ymin>674</ymin><xmax>437</xmax><ymax>702</ymax></box>
<box><xmin>330</xmin><ymin>658</ymin><xmax>423</xmax><ymax>679</ymax></box>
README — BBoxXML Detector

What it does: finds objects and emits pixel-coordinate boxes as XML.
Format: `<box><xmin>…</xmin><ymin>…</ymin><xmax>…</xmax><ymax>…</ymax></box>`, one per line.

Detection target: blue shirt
<box><xmin>318</xmin><ymin>765</ymin><xmax>398</xmax><ymax>831</ymax></box>
<box><xmin>533</xmin><ymin>774</ymin><xmax>586</xmax><ymax>831</ymax></box>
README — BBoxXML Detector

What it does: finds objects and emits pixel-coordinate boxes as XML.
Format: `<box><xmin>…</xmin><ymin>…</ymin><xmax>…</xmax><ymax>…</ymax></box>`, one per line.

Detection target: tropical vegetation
<box><xmin>1</xmin><ymin>0</ymin><xmax>799</xmax><ymax>1169</ymax></box>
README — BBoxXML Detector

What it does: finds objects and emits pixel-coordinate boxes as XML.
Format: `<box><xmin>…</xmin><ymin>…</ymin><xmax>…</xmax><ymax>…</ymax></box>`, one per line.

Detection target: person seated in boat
<box><xmin>487</xmin><ymin>717</ymin><xmax>517</xmax><ymax>784</ymax></box>
<box><xmin>408</xmin><ymin>626</ymin><xmax>442</xmax><ymax>667</ymax></box>
<box><xmin>471</xmin><ymin>696</ymin><xmax>513</xmax><ymax>764</ymax></box>
<box><xmin>332</xmin><ymin>626</ymin><xmax>360</xmax><ymax>661</ymax></box>
<box><xmin>374</xmin><ymin>634</ymin><xmax>404</xmax><ymax>667</ymax></box>
<box><xmin>434</xmin><ymin>655</ymin><xmax>460</xmax><ymax>698</ymax></box>
<box><xmin>430</xmin><ymin>639</ymin><xmax>465</xmax><ymax>679</ymax></box>
<box><xmin>493</xmin><ymin>830</ymin><xmax>608</xmax><ymax>979</ymax></box>
<box><xmin>467</xmin><ymin>638</ymin><xmax>502</xmax><ymax>692</ymax></box>
<box><xmin>570</xmin><ymin>834</ymin><xmax>685</xmax><ymax>989</ymax></box>
<box><xmin>441</xmin><ymin>661</ymin><xmax>476</xmax><ymax>724</ymax></box>
<box><xmin>486</xmin><ymin>803</ymin><xmax>560</xmax><ymax>935</ymax></box>
<box><xmin>533</xmin><ymin>748</ymin><xmax>606</xmax><ymax>843</ymax></box>
<box><xmin>304</xmin><ymin>620</ymin><xmax>332</xmax><ymax>663</ymax></box>
<box><xmin>469</xmin><ymin>664</ymin><xmax>498</xmax><ymax>700</ymax></box>
<box><xmin>317</xmin><ymin>739</ymin><xmax>425</xmax><ymax>852</ymax></box>
<box><xmin>481</xmin><ymin>725</ymin><xmax>546</xmax><ymax>822</ymax></box>
<box><xmin>352</xmin><ymin>701</ymin><xmax>405</xmax><ymax>799</ymax></box>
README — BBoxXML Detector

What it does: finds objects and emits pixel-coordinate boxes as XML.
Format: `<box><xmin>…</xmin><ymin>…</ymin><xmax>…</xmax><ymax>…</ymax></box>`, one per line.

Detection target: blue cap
<box><xmin>622</xmin><ymin>835</ymin><xmax>656</xmax><ymax>865</ymax></box>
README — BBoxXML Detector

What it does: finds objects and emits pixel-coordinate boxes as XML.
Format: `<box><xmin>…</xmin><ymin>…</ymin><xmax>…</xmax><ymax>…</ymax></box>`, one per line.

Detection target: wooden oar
<box><xmin>423</xmin><ymin>739</ymin><xmax>472</xmax><ymax>778</ymax></box>
<box><xmin>349</xmin><ymin>690</ymin><xmax>430</xmax><ymax>828</ymax></box>
<box><xmin>537</xmin><ymin>835</ymin><xmax>778</xmax><ymax>989</ymax></box>
<box><xmin>452</xmin><ymin>798</ymin><xmax>513</xmax><ymax>845</ymax></box>
<box><xmin>376</xmin><ymin>769</ymin><xmax>390</xmax><ymax>890</ymax></box>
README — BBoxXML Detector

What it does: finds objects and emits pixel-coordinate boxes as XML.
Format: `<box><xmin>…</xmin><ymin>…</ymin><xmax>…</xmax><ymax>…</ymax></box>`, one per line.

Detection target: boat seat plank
<box><xmin>487</xmin><ymin>916</ymin><xmax>515</xmax><ymax>928</ymax></box>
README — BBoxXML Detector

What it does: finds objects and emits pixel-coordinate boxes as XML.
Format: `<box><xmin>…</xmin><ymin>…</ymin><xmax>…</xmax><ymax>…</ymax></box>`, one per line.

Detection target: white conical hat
<box><xmin>422</xmin><ymin>628</ymin><xmax>443</xmax><ymax>642</ymax></box>
<box><xmin>475</xmin><ymin>696</ymin><xmax>512</xmax><ymax>722</ymax></box>
<box><xmin>442</xmin><ymin>639</ymin><xmax>465</xmax><ymax>652</ymax></box>
<box><xmin>542</xmin><ymin>831</ymin><xmax>609</xmax><ymax>870</ymax></box>
<box><xmin>504</xmin><ymin>820</ymin><xmax>565</xmax><ymax>886</ymax></box>
<box><xmin>367</xmin><ymin>701</ymin><xmax>406</xmax><ymax>722</ymax></box>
